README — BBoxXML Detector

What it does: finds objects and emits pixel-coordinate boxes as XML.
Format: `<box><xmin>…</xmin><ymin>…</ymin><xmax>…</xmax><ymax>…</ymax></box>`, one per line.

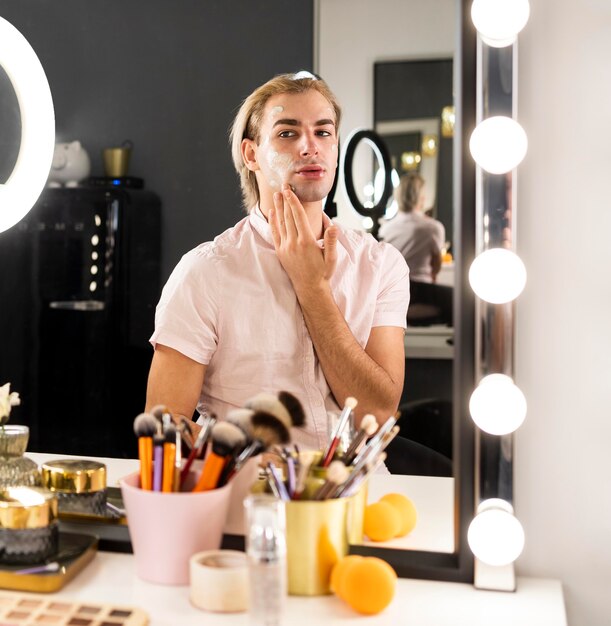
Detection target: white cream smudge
<box><xmin>271</xmin><ymin>106</ymin><xmax>284</xmax><ymax>115</ymax></box>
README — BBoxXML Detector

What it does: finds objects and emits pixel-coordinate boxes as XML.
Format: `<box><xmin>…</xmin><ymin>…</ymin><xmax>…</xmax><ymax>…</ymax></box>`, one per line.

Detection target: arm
<box><xmin>430</xmin><ymin>221</ymin><xmax>445</xmax><ymax>282</ymax></box>
<box><xmin>145</xmin><ymin>343</ymin><xmax>207</xmax><ymax>432</ymax></box>
<box><xmin>269</xmin><ymin>187</ymin><xmax>404</xmax><ymax>426</ymax></box>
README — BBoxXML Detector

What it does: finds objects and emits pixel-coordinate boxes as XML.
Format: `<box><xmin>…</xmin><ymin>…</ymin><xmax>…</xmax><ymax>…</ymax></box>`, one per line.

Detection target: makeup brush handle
<box><xmin>321</xmin><ymin>436</ymin><xmax>340</xmax><ymax>468</ymax></box>
<box><xmin>138</xmin><ymin>437</ymin><xmax>153</xmax><ymax>491</ymax></box>
<box><xmin>192</xmin><ymin>451</ymin><xmax>227</xmax><ymax>492</ymax></box>
<box><xmin>180</xmin><ymin>447</ymin><xmax>199</xmax><ymax>482</ymax></box>
<box><xmin>162</xmin><ymin>443</ymin><xmax>176</xmax><ymax>492</ymax></box>
<box><xmin>153</xmin><ymin>444</ymin><xmax>163</xmax><ymax>492</ymax></box>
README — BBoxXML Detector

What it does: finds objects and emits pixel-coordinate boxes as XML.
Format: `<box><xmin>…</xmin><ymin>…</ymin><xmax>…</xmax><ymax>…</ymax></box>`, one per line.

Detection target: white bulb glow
<box><xmin>469</xmin><ymin>117</ymin><xmax>527</xmax><ymax>174</ymax></box>
<box><xmin>471</xmin><ymin>0</ymin><xmax>530</xmax><ymax>47</ymax></box>
<box><xmin>0</xmin><ymin>16</ymin><xmax>55</xmax><ymax>234</ymax></box>
<box><xmin>469</xmin><ymin>374</ymin><xmax>527</xmax><ymax>435</ymax></box>
<box><xmin>362</xmin><ymin>217</ymin><xmax>374</xmax><ymax>230</ymax></box>
<box><xmin>468</xmin><ymin>501</ymin><xmax>525</xmax><ymax>566</ymax></box>
<box><xmin>469</xmin><ymin>249</ymin><xmax>526</xmax><ymax>303</ymax></box>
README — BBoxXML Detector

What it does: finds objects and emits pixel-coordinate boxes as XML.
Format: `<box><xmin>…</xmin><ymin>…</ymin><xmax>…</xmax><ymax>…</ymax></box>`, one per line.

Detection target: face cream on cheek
<box><xmin>267</xmin><ymin>151</ymin><xmax>294</xmax><ymax>189</ymax></box>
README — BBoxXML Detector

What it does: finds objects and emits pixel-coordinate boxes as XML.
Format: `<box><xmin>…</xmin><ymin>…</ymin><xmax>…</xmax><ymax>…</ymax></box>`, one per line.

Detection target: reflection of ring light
<box><xmin>0</xmin><ymin>16</ymin><xmax>55</xmax><ymax>234</ymax></box>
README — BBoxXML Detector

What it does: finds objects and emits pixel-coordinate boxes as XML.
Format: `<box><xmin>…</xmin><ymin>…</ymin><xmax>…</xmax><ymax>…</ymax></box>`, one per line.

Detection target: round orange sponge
<box><xmin>330</xmin><ymin>554</ymin><xmax>363</xmax><ymax>600</ymax></box>
<box><xmin>340</xmin><ymin>556</ymin><xmax>397</xmax><ymax>615</ymax></box>
<box><xmin>380</xmin><ymin>492</ymin><xmax>417</xmax><ymax>537</ymax></box>
<box><xmin>363</xmin><ymin>500</ymin><xmax>400</xmax><ymax>541</ymax></box>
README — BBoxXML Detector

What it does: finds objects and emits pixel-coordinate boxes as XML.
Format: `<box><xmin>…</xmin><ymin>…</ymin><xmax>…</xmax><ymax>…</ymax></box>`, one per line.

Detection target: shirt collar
<box><xmin>249</xmin><ymin>204</ymin><xmax>350</xmax><ymax>253</ymax></box>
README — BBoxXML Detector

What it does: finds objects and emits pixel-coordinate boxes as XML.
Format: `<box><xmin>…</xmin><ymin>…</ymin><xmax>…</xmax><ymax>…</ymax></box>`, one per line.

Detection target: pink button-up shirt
<box><xmin>150</xmin><ymin>208</ymin><xmax>410</xmax><ymax>450</ymax></box>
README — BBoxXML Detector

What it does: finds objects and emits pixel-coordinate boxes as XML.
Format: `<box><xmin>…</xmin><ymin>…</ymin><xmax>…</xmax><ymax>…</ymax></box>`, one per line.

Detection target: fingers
<box><xmin>323</xmin><ymin>225</ymin><xmax>338</xmax><ymax>278</ymax></box>
<box><xmin>282</xmin><ymin>184</ymin><xmax>314</xmax><ymax>239</ymax></box>
<box><xmin>269</xmin><ymin>192</ymin><xmax>285</xmax><ymax>247</ymax></box>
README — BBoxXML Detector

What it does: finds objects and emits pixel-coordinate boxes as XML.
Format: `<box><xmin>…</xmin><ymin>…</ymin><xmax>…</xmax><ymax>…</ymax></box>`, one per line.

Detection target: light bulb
<box><xmin>362</xmin><ymin>217</ymin><xmax>374</xmax><ymax>230</ymax></box>
<box><xmin>468</xmin><ymin>500</ymin><xmax>525</xmax><ymax>566</ymax></box>
<box><xmin>469</xmin><ymin>374</ymin><xmax>527</xmax><ymax>435</ymax></box>
<box><xmin>469</xmin><ymin>117</ymin><xmax>527</xmax><ymax>174</ymax></box>
<box><xmin>0</xmin><ymin>16</ymin><xmax>55</xmax><ymax>234</ymax></box>
<box><xmin>469</xmin><ymin>248</ymin><xmax>526</xmax><ymax>303</ymax></box>
<box><xmin>471</xmin><ymin>0</ymin><xmax>530</xmax><ymax>47</ymax></box>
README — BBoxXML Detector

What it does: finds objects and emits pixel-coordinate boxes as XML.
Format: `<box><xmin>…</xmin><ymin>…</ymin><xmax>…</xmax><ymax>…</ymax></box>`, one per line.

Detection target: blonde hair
<box><xmin>397</xmin><ymin>173</ymin><xmax>425</xmax><ymax>213</ymax></box>
<box><xmin>229</xmin><ymin>72</ymin><xmax>342</xmax><ymax>212</ymax></box>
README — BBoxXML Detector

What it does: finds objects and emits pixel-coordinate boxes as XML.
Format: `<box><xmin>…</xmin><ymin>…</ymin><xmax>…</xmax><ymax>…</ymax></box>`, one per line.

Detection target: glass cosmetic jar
<box><xmin>40</xmin><ymin>459</ymin><xmax>107</xmax><ymax>516</ymax></box>
<box><xmin>0</xmin><ymin>425</ymin><xmax>41</xmax><ymax>488</ymax></box>
<box><xmin>0</xmin><ymin>486</ymin><xmax>59</xmax><ymax>564</ymax></box>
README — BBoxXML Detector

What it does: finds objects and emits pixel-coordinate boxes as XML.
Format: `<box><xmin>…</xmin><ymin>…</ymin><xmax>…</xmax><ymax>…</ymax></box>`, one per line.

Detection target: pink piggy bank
<box><xmin>48</xmin><ymin>141</ymin><xmax>91</xmax><ymax>187</ymax></box>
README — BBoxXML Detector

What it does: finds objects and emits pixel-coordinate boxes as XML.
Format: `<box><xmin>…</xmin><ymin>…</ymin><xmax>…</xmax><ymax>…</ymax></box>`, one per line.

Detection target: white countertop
<box><xmin>18</xmin><ymin>553</ymin><xmax>566</xmax><ymax>626</ymax></box>
<box><xmin>21</xmin><ymin>453</ymin><xmax>566</xmax><ymax>625</ymax></box>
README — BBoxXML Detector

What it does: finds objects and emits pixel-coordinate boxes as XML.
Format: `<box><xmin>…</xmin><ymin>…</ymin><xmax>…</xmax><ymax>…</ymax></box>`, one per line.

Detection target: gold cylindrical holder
<box><xmin>0</xmin><ymin>486</ymin><xmax>57</xmax><ymax>529</ymax></box>
<box><xmin>285</xmin><ymin>493</ymin><xmax>363</xmax><ymax>596</ymax></box>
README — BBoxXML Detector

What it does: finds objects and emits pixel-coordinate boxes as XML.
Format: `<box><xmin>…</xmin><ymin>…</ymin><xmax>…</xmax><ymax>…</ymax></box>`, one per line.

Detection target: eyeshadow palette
<box><xmin>0</xmin><ymin>592</ymin><xmax>148</xmax><ymax>625</ymax></box>
<box><xmin>0</xmin><ymin>533</ymin><xmax>97</xmax><ymax>593</ymax></box>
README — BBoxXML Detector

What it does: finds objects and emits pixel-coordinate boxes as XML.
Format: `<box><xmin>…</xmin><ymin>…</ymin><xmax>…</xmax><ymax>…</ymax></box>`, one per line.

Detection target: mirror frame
<box><xmin>349</xmin><ymin>0</ymin><xmax>477</xmax><ymax>583</ymax></box>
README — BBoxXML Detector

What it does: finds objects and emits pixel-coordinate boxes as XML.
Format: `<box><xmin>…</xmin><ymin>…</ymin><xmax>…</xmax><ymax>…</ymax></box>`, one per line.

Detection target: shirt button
<box><xmin>305</xmin><ymin>355</ymin><xmax>312</xmax><ymax>363</ymax></box>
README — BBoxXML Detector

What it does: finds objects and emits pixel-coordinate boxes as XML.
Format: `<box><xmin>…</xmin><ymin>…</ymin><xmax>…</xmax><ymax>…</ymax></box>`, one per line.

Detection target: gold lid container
<box><xmin>0</xmin><ymin>486</ymin><xmax>58</xmax><ymax>529</ymax></box>
<box><xmin>41</xmin><ymin>459</ymin><xmax>106</xmax><ymax>494</ymax></box>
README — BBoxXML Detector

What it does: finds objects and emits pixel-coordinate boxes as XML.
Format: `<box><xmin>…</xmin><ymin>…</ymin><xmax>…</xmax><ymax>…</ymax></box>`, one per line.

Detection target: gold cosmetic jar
<box><xmin>0</xmin><ymin>486</ymin><xmax>59</xmax><ymax>564</ymax></box>
<box><xmin>41</xmin><ymin>459</ymin><xmax>107</xmax><ymax>516</ymax></box>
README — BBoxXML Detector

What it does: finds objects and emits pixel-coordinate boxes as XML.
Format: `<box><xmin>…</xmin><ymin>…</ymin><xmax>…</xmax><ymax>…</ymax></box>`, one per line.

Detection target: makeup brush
<box><xmin>133</xmin><ymin>412</ymin><xmax>157</xmax><ymax>491</ymax></box>
<box><xmin>321</xmin><ymin>396</ymin><xmax>358</xmax><ymax>467</ymax></box>
<box><xmin>173</xmin><ymin>427</ymin><xmax>182</xmax><ymax>492</ymax></box>
<box><xmin>350</xmin><ymin>415</ymin><xmax>397</xmax><ymax>467</ymax></box>
<box><xmin>152</xmin><ymin>430</ymin><xmax>165</xmax><ymax>492</ymax></box>
<box><xmin>314</xmin><ymin>460</ymin><xmax>350</xmax><ymax>500</ymax></box>
<box><xmin>244</xmin><ymin>393</ymin><xmax>293</xmax><ymax>431</ymax></box>
<box><xmin>192</xmin><ymin>421</ymin><xmax>247</xmax><ymax>492</ymax></box>
<box><xmin>277</xmin><ymin>391</ymin><xmax>306</xmax><ymax>427</ymax></box>
<box><xmin>161</xmin><ymin>424</ymin><xmax>177</xmax><ymax>492</ymax></box>
<box><xmin>342</xmin><ymin>413</ymin><xmax>378</xmax><ymax>464</ymax></box>
<box><xmin>180</xmin><ymin>414</ymin><xmax>216</xmax><ymax>484</ymax></box>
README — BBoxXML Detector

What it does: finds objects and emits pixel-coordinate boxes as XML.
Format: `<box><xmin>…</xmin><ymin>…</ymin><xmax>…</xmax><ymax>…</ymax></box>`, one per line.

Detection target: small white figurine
<box><xmin>48</xmin><ymin>141</ymin><xmax>91</xmax><ymax>187</ymax></box>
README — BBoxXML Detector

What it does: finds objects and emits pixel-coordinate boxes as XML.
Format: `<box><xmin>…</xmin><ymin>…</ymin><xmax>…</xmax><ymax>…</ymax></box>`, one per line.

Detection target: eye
<box><xmin>316</xmin><ymin>129</ymin><xmax>333</xmax><ymax>137</ymax></box>
<box><xmin>278</xmin><ymin>130</ymin><xmax>297</xmax><ymax>138</ymax></box>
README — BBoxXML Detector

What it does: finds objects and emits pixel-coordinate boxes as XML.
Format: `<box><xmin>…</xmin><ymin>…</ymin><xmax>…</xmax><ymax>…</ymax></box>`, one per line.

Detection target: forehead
<box><xmin>261</xmin><ymin>89</ymin><xmax>336</xmax><ymax>127</ymax></box>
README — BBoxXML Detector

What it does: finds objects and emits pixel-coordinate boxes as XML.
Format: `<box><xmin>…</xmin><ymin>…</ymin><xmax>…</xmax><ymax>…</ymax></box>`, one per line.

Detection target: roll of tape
<box><xmin>189</xmin><ymin>549</ymin><xmax>249</xmax><ymax>613</ymax></box>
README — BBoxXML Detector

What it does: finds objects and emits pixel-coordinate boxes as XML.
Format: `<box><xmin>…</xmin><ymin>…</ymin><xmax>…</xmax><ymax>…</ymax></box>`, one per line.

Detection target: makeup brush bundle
<box><xmin>132</xmin><ymin>391</ymin><xmax>306</xmax><ymax>493</ymax></box>
<box><xmin>261</xmin><ymin>397</ymin><xmax>400</xmax><ymax>502</ymax></box>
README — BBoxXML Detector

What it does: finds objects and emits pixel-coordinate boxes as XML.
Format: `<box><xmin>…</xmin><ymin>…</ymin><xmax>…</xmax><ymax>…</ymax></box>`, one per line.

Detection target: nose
<box><xmin>299</xmin><ymin>131</ymin><xmax>319</xmax><ymax>157</ymax></box>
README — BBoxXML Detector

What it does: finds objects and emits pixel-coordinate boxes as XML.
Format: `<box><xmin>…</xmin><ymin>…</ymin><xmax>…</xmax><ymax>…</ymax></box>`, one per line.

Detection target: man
<box><xmin>145</xmin><ymin>71</ymin><xmax>409</xmax><ymax>449</ymax></box>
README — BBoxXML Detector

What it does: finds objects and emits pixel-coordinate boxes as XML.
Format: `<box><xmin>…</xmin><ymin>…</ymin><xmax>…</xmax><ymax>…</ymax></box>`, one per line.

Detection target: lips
<box><xmin>296</xmin><ymin>164</ymin><xmax>325</xmax><ymax>178</ymax></box>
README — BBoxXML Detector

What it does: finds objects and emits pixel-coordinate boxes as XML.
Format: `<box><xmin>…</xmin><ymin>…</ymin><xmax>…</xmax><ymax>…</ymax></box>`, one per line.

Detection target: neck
<box><xmin>259</xmin><ymin>195</ymin><xmax>325</xmax><ymax>240</ymax></box>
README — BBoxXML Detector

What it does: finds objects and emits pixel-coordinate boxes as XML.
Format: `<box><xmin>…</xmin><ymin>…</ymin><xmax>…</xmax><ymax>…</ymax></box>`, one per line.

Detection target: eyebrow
<box><xmin>272</xmin><ymin>118</ymin><xmax>336</xmax><ymax>128</ymax></box>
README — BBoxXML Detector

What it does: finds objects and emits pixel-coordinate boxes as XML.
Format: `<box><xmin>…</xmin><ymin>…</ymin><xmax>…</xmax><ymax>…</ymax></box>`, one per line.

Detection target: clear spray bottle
<box><xmin>244</xmin><ymin>494</ymin><xmax>287</xmax><ymax>626</ymax></box>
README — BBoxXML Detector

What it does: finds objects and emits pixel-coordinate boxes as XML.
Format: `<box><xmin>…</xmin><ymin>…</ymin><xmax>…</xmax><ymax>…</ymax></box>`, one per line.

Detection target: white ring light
<box><xmin>0</xmin><ymin>16</ymin><xmax>55</xmax><ymax>234</ymax></box>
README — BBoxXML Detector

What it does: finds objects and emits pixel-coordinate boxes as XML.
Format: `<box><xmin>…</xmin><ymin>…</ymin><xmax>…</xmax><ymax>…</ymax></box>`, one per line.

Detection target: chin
<box><xmin>294</xmin><ymin>182</ymin><xmax>333</xmax><ymax>204</ymax></box>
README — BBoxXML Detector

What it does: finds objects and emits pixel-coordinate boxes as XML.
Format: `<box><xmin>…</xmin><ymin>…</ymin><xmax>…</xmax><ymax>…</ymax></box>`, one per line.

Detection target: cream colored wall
<box><xmin>516</xmin><ymin>1</ymin><xmax>611</xmax><ymax>624</ymax></box>
<box><xmin>317</xmin><ymin>0</ymin><xmax>454</xmax><ymax>229</ymax></box>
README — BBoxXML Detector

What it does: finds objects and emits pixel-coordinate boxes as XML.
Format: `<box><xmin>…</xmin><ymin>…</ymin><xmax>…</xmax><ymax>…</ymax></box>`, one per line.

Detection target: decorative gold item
<box><xmin>41</xmin><ymin>459</ymin><xmax>107</xmax><ymax>516</ymax></box>
<box><xmin>422</xmin><ymin>134</ymin><xmax>439</xmax><ymax>157</ymax></box>
<box><xmin>102</xmin><ymin>140</ymin><xmax>132</xmax><ymax>177</ymax></box>
<box><xmin>0</xmin><ymin>486</ymin><xmax>58</xmax><ymax>564</ymax></box>
<box><xmin>401</xmin><ymin>151</ymin><xmax>422</xmax><ymax>171</ymax></box>
<box><xmin>441</xmin><ymin>105</ymin><xmax>456</xmax><ymax>138</ymax></box>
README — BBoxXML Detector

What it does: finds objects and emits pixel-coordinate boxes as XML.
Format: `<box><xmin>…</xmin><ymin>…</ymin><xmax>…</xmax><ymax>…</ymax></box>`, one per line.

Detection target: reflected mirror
<box><xmin>0</xmin><ymin>0</ymin><xmax>475</xmax><ymax>582</ymax></box>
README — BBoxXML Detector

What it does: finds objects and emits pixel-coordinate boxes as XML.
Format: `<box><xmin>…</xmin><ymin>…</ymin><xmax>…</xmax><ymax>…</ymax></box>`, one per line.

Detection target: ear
<box><xmin>241</xmin><ymin>138</ymin><xmax>259</xmax><ymax>172</ymax></box>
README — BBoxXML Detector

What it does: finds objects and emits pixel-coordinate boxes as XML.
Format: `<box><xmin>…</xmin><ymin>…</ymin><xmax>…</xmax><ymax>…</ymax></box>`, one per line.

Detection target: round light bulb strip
<box><xmin>0</xmin><ymin>16</ymin><xmax>55</xmax><ymax>234</ymax></box>
<box><xmin>468</xmin><ymin>1</ymin><xmax>530</xmax><ymax>571</ymax></box>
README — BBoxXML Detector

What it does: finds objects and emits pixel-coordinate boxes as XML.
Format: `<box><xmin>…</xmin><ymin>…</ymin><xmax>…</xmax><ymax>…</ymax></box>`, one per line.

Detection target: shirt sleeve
<box><xmin>372</xmin><ymin>243</ymin><xmax>410</xmax><ymax>329</ymax></box>
<box><xmin>149</xmin><ymin>246</ymin><xmax>219</xmax><ymax>364</ymax></box>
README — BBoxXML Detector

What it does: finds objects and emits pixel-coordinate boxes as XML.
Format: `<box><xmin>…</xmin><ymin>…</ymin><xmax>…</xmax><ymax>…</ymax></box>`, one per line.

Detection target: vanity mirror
<box><xmin>0</xmin><ymin>0</ymin><xmax>497</xmax><ymax>585</ymax></box>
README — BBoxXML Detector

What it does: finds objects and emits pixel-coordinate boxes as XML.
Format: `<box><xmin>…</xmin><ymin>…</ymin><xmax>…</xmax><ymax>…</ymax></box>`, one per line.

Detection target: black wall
<box><xmin>0</xmin><ymin>1</ymin><xmax>314</xmax><ymax>281</ymax></box>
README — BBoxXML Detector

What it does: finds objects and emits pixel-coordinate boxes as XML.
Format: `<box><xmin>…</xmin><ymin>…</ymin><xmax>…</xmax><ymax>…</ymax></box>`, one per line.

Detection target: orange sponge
<box><xmin>335</xmin><ymin>556</ymin><xmax>397</xmax><ymax>615</ymax></box>
<box><xmin>380</xmin><ymin>492</ymin><xmax>417</xmax><ymax>537</ymax></box>
<box><xmin>363</xmin><ymin>500</ymin><xmax>401</xmax><ymax>542</ymax></box>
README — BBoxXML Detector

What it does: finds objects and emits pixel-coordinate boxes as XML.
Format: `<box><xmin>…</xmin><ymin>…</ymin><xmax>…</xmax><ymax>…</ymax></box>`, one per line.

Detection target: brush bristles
<box><xmin>344</xmin><ymin>396</ymin><xmax>358</xmax><ymax>410</ymax></box>
<box><xmin>361</xmin><ymin>414</ymin><xmax>378</xmax><ymax>436</ymax></box>
<box><xmin>244</xmin><ymin>393</ymin><xmax>292</xmax><ymax>430</ymax></box>
<box><xmin>327</xmin><ymin>460</ymin><xmax>350</xmax><ymax>484</ymax></box>
<box><xmin>150</xmin><ymin>404</ymin><xmax>167</xmax><ymax>421</ymax></box>
<box><xmin>212</xmin><ymin>421</ymin><xmax>248</xmax><ymax>453</ymax></box>
<box><xmin>133</xmin><ymin>413</ymin><xmax>157</xmax><ymax>438</ymax></box>
<box><xmin>164</xmin><ymin>424</ymin><xmax>177</xmax><ymax>444</ymax></box>
<box><xmin>251</xmin><ymin>410</ymin><xmax>291</xmax><ymax>445</ymax></box>
<box><xmin>278</xmin><ymin>391</ymin><xmax>306</xmax><ymax>427</ymax></box>
<box><xmin>226</xmin><ymin>408</ymin><xmax>255</xmax><ymax>435</ymax></box>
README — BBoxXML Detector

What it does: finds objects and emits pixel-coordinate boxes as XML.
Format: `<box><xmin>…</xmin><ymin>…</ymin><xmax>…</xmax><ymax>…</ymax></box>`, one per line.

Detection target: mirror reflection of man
<box><xmin>145</xmin><ymin>72</ymin><xmax>410</xmax><ymax>448</ymax></box>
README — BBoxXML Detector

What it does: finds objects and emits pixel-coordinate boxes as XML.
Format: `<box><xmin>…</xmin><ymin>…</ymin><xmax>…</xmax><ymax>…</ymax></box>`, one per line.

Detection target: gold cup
<box><xmin>285</xmin><ymin>487</ymin><xmax>366</xmax><ymax>596</ymax></box>
<box><xmin>103</xmin><ymin>141</ymin><xmax>132</xmax><ymax>177</ymax></box>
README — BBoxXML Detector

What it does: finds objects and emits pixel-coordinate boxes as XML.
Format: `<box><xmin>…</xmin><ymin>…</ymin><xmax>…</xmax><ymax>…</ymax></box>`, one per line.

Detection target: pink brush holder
<box><xmin>120</xmin><ymin>471</ymin><xmax>232</xmax><ymax>585</ymax></box>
